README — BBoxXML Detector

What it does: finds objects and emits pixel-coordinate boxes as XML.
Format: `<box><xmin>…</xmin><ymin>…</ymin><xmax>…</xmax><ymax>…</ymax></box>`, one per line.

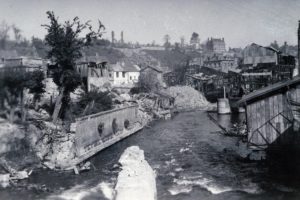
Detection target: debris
<box><xmin>73</xmin><ymin>161</ymin><xmax>91</xmax><ymax>175</ymax></box>
<box><xmin>165</xmin><ymin>86</ymin><xmax>214</xmax><ymax>110</ymax></box>
<box><xmin>0</xmin><ymin>174</ymin><xmax>10</xmax><ymax>188</ymax></box>
<box><xmin>10</xmin><ymin>170</ymin><xmax>29</xmax><ymax>180</ymax></box>
<box><xmin>79</xmin><ymin>161</ymin><xmax>91</xmax><ymax>172</ymax></box>
<box><xmin>73</xmin><ymin>166</ymin><xmax>79</xmax><ymax>175</ymax></box>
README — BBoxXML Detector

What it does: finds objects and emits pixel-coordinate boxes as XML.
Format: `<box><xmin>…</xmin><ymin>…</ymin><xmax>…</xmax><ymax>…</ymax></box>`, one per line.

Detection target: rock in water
<box><xmin>114</xmin><ymin>146</ymin><xmax>157</xmax><ymax>200</ymax></box>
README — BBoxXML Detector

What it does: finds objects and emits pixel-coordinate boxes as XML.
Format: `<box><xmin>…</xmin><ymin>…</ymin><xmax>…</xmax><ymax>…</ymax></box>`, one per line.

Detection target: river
<box><xmin>1</xmin><ymin>111</ymin><xmax>300</xmax><ymax>200</ymax></box>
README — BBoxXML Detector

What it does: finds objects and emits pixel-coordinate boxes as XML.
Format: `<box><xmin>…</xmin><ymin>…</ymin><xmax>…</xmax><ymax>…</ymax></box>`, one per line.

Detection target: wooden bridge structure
<box><xmin>238</xmin><ymin>76</ymin><xmax>300</xmax><ymax>149</ymax></box>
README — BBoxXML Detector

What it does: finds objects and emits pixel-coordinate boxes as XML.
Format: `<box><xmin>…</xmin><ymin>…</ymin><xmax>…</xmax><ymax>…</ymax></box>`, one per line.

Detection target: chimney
<box><xmin>112</xmin><ymin>31</ymin><xmax>115</xmax><ymax>43</ymax></box>
<box><xmin>121</xmin><ymin>31</ymin><xmax>124</xmax><ymax>43</ymax></box>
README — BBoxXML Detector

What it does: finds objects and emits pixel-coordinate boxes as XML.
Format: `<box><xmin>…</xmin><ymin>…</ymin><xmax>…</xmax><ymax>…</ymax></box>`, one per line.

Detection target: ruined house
<box><xmin>110</xmin><ymin>61</ymin><xmax>140</xmax><ymax>87</ymax></box>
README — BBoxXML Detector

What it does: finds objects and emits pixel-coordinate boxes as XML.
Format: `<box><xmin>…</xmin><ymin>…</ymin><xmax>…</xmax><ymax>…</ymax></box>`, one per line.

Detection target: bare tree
<box><xmin>12</xmin><ymin>24</ymin><xmax>22</xmax><ymax>43</ymax></box>
<box><xmin>163</xmin><ymin>34</ymin><xmax>170</xmax><ymax>44</ymax></box>
<box><xmin>163</xmin><ymin>34</ymin><xmax>171</xmax><ymax>50</ymax></box>
<box><xmin>180</xmin><ymin>36</ymin><xmax>185</xmax><ymax>47</ymax></box>
<box><xmin>0</xmin><ymin>20</ymin><xmax>10</xmax><ymax>49</ymax></box>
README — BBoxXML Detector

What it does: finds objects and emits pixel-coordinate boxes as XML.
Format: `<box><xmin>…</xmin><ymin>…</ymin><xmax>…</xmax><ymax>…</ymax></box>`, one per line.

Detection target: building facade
<box><xmin>206</xmin><ymin>38</ymin><xmax>226</xmax><ymax>53</ymax></box>
<box><xmin>203</xmin><ymin>54</ymin><xmax>238</xmax><ymax>73</ymax></box>
<box><xmin>111</xmin><ymin>61</ymin><xmax>140</xmax><ymax>86</ymax></box>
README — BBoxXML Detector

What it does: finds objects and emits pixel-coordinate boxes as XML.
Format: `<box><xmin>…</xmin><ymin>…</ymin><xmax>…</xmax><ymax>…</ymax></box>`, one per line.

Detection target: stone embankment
<box><xmin>0</xmin><ymin>85</ymin><xmax>213</xmax><ymax>177</ymax></box>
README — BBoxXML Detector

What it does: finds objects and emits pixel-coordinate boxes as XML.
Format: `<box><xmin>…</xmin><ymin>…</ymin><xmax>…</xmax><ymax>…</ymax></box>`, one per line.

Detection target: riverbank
<box><xmin>2</xmin><ymin>111</ymin><xmax>300</xmax><ymax>199</ymax></box>
<box><xmin>0</xmin><ymin>86</ymin><xmax>213</xmax><ymax>173</ymax></box>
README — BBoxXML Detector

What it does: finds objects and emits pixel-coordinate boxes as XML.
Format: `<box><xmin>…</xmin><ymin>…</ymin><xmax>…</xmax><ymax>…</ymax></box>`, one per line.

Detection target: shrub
<box><xmin>72</xmin><ymin>90</ymin><xmax>113</xmax><ymax>117</ymax></box>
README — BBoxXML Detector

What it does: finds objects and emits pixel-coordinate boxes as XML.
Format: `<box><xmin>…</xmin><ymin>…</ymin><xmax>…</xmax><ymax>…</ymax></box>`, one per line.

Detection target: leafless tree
<box><xmin>0</xmin><ymin>20</ymin><xmax>10</xmax><ymax>49</ymax></box>
<box><xmin>12</xmin><ymin>24</ymin><xmax>22</xmax><ymax>42</ymax></box>
<box><xmin>180</xmin><ymin>36</ymin><xmax>185</xmax><ymax>47</ymax></box>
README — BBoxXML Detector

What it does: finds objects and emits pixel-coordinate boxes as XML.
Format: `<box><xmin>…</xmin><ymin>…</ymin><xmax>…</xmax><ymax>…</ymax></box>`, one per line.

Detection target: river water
<box><xmin>2</xmin><ymin>111</ymin><xmax>300</xmax><ymax>200</ymax></box>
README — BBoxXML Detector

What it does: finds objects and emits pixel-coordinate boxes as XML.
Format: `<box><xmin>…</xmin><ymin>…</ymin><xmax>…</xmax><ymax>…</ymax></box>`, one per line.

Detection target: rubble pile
<box><xmin>166</xmin><ymin>86</ymin><xmax>215</xmax><ymax>111</ymax></box>
<box><xmin>27</xmin><ymin>120</ymin><xmax>76</xmax><ymax>170</ymax></box>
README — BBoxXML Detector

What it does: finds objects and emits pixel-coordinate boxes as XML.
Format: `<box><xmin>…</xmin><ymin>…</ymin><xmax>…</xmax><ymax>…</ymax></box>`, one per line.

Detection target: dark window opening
<box><xmin>98</xmin><ymin>122</ymin><xmax>104</xmax><ymax>137</ymax></box>
<box><xmin>122</xmin><ymin>72</ymin><xmax>126</xmax><ymax>78</ymax></box>
<box><xmin>124</xmin><ymin>119</ymin><xmax>130</xmax><ymax>129</ymax></box>
<box><xmin>112</xmin><ymin>118</ymin><xmax>118</xmax><ymax>134</ymax></box>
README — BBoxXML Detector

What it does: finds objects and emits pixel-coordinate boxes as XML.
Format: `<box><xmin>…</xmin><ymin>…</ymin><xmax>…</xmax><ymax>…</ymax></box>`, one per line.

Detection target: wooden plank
<box><xmin>254</xmin><ymin>101</ymin><xmax>260</xmax><ymax>145</ymax></box>
<box><xmin>273</xmin><ymin>94</ymin><xmax>279</xmax><ymax>143</ymax></box>
<box><xmin>278</xmin><ymin>94</ymin><xmax>283</xmax><ymax>133</ymax></box>
<box><xmin>282</xmin><ymin>94</ymin><xmax>288</xmax><ymax>129</ymax></box>
<box><xmin>260</xmin><ymin>99</ymin><xmax>266</xmax><ymax>144</ymax></box>
<box><xmin>296</xmin><ymin>85</ymin><xmax>300</xmax><ymax>102</ymax></box>
<box><xmin>269</xmin><ymin>95</ymin><xmax>275</xmax><ymax>143</ymax></box>
<box><xmin>247</xmin><ymin>105</ymin><xmax>252</xmax><ymax>143</ymax></box>
<box><xmin>251</xmin><ymin>103</ymin><xmax>257</xmax><ymax>144</ymax></box>
<box><xmin>265</xmin><ymin>97</ymin><xmax>271</xmax><ymax>142</ymax></box>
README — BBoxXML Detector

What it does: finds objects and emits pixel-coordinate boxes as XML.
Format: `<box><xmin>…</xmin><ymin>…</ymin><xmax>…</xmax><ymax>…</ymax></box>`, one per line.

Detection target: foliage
<box><xmin>31</xmin><ymin>37</ymin><xmax>48</xmax><ymax>58</ymax></box>
<box><xmin>163</xmin><ymin>34</ymin><xmax>171</xmax><ymax>50</ymax></box>
<box><xmin>0</xmin><ymin>70</ymin><xmax>27</xmax><ymax>110</ymax></box>
<box><xmin>129</xmin><ymin>87</ymin><xmax>142</xmax><ymax>95</ymax></box>
<box><xmin>0</xmin><ymin>69</ymin><xmax>45</xmax><ymax>122</ymax></box>
<box><xmin>0</xmin><ymin>20</ymin><xmax>10</xmax><ymax>49</ymax></box>
<box><xmin>190</xmin><ymin>32</ymin><xmax>199</xmax><ymax>42</ymax></box>
<box><xmin>43</xmin><ymin>11</ymin><xmax>105</xmax><ymax>121</ymax></box>
<box><xmin>137</xmin><ymin>69</ymin><xmax>162</xmax><ymax>92</ymax></box>
<box><xmin>25</xmin><ymin>70</ymin><xmax>46</xmax><ymax>103</ymax></box>
<box><xmin>72</xmin><ymin>90</ymin><xmax>113</xmax><ymax>117</ymax></box>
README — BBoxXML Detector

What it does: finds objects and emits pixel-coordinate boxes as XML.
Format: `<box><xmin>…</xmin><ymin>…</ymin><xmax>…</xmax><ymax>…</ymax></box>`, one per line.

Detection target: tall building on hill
<box><xmin>206</xmin><ymin>37</ymin><xmax>226</xmax><ymax>53</ymax></box>
<box><xmin>120</xmin><ymin>31</ymin><xmax>124</xmax><ymax>43</ymax></box>
<box><xmin>112</xmin><ymin>31</ymin><xmax>115</xmax><ymax>43</ymax></box>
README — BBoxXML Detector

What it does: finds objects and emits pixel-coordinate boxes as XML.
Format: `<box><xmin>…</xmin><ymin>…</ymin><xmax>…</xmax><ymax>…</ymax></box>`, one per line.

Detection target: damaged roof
<box><xmin>237</xmin><ymin>76</ymin><xmax>300</xmax><ymax>105</ymax></box>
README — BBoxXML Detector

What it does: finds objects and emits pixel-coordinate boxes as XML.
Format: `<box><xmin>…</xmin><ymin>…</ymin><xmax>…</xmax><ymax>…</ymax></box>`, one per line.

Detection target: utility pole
<box><xmin>298</xmin><ymin>20</ymin><xmax>300</xmax><ymax>74</ymax></box>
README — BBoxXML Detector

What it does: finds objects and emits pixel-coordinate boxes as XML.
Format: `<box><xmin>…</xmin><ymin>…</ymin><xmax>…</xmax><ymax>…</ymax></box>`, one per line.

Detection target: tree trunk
<box><xmin>52</xmin><ymin>87</ymin><xmax>65</xmax><ymax>123</ymax></box>
<box><xmin>21</xmin><ymin>90</ymin><xmax>26</xmax><ymax>123</ymax></box>
<box><xmin>9</xmin><ymin>107</ymin><xmax>15</xmax><ymax>123</ymax></box>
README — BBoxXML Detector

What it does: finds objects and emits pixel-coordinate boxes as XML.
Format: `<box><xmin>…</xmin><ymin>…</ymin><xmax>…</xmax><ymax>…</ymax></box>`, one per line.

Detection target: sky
<box><xmin>1</xmin><ymin>0</ymin><xmax>300</xmax><ymax>48</ymax></box>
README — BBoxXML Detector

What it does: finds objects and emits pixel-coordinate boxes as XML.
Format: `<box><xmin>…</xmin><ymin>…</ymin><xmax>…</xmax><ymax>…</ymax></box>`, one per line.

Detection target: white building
<box><xmin>111</xmin><ymin>61</ymin><xmax>140</xmax><ymax>86</ymax></box>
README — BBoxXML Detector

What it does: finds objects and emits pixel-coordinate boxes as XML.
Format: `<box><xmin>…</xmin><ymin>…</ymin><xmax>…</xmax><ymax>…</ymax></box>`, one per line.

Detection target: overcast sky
<box><xmin>1</xmin><ymin>0</ymin><xmax>300</xmax><ymax>48</ymax></box>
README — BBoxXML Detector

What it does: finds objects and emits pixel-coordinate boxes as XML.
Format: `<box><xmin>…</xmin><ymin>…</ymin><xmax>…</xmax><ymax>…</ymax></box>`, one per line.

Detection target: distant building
<box><xmin>190</xmin><ymin>33</ymin><xmax>201</xmax><ymax>50</ymax></box>
<box><xmin>140</xmin><ymin>65</ymin><xmax>166</xmax><ymax>89</ymax></box>
<box><xmin>0</xmin><ymin>56</ymin><xmax>47</xmax><ymax>75</ymax></box>
<box><xmin>4</xmin><ymin>56</ymin><xmax>44</xmax><ymax>68</ymax></box>
<box><xmin>75</xmin><ymin>58</ymin><xmax>112</xmax><ymax>91</ymax></box>
<box><xmin>242</xmin><ymin>43</ymin><xmax>278</xmax><ymax>66</ymax></box>
<box><xmin>206</xmin><ymin>38</ymin><xmax>226</xmax><ymax>53</ymax></box>
<box><xmin>240</xmin><ymin>43</ymin><xmax>296</xmax><ymax>92</ymax></box>
<box><xmin>111</xmin><ymin>61</ymin><xmax>140</xmax><ymax>86</ymax></box>
<box><xmin>203</xmin><ymin>54</ymin><xmax>238</xmax><ymax>73</ymax></box>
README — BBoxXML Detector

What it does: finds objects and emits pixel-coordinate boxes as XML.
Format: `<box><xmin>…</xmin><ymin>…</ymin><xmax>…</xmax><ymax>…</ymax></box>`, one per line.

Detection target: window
<box><xmin>116</xmin><ymin>72</ymin><xmax>119</xmax><ymax>78</ymax></box>
<box><xmin>122</xmin><ymin>72</ymin><xmax>125</xmax><ymax>78</ymax></box>
<box><xmin>112</xmin><ymin>118</ymin><xmax>118</xmax><ymax>134</ymax></box>
<box><xmin>97</xmin><ymin>122</ymin><xmax>104</xmax><ymax>137</ymax></box>
<box><xmin>124</xmin><ymin>119</ymin><xmax>130</xmax><ymax>129</ymax></box>
<box><xmin>130</xmin><ymin>76</ymin><xmax>132</xmax><ymax>80</ymax></box>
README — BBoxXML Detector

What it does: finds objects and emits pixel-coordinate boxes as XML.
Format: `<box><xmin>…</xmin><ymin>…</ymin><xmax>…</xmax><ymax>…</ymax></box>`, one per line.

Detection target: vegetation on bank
<box><xmin>0</xmin><ymin>70</ymin><xmax>45</xmax><ymax>123</ymax></box>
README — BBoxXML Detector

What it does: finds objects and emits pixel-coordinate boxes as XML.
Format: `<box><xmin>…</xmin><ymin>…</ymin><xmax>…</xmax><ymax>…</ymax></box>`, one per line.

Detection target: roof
<box><xmin>111</xmin><ymin>61</ymin><xmax>140</xmax><ymax>72</ymax></box>
<box><xmin>140</xmin><ymin>65</ymin><xmax>163</xmax><ymax>73</ymax></box>
<box><xmin>0</xmin><ymin>50</ymin><xmax>18</xmax><ymax>59</ymax></box>
<box><xmin>237</xmin><ymin>76</ymin><xmax>300</xmax><ymax>105</ymax></box>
